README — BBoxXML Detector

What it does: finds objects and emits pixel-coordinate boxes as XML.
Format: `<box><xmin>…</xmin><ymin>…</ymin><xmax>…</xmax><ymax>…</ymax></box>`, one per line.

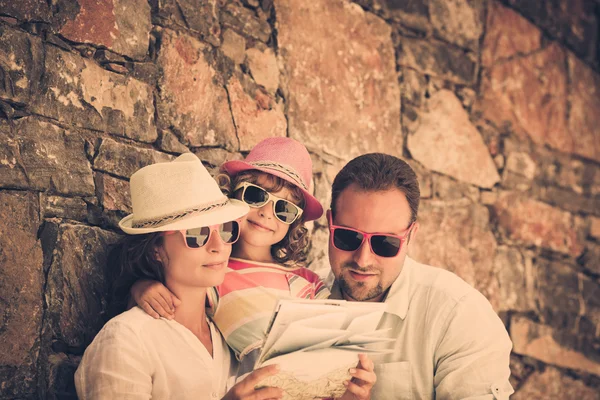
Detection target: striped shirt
<box><xmin>208</xmin><ymin>258</ymin><xmax>330</xmax><ymax>360</ymax></box>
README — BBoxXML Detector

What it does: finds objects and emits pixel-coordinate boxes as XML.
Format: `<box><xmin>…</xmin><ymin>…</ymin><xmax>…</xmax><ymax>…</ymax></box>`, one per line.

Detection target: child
<box><xmin>75</xmin><ymin>153</ymin><xmax>283</xmax><ymax>400</ymax></box>
<box><xmin>131</xmin><ymin>138</ymin><xmax>375</xmax><ymax>397</ymax></box>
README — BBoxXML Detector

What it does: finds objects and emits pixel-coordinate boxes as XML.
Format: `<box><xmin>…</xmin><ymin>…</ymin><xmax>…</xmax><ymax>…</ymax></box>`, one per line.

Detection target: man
<box><xmin>327</xmin><ymin>153</ymin><xmax>513</xmax><ymax>399</ymax></box>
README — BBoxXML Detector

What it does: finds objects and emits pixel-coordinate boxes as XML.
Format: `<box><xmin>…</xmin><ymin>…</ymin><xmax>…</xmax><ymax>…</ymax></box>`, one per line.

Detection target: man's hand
<box><xmin>131</xmin><ymin>279</ymin><xmax>180</xmax><ymax>319</ymax></box>
<box><xmin>222</xmin><ymin>365</ymin><xmax>284</xmax><ymax>400</ymax></box>
<box><xmin>337</xmin><ymin>354</ymin><xmax>377</xmax><ymax>400</ymax></box>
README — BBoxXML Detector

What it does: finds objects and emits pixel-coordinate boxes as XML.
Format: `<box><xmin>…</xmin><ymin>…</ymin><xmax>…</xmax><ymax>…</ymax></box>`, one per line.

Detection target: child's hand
<box><xmin>337</xmin><ymin>354</ymin><xmax>376</xmax><ymax>400</ymax></box>
<box><xmin>222</xmin><ymin>365</ymin><xmax>283</xmax><ymax>400</ymax></box>
<box><xmin>131</xmin><ymin>279</ymin><xmax>180</xmax><ymax>319</ymax></box>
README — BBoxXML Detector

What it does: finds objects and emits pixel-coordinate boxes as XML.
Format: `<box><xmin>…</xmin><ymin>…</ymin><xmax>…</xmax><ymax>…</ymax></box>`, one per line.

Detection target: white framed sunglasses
<box><xmin>233</xmin><ymin>182</ymin><xmax>304</xmax><ymax>224</ymax></box>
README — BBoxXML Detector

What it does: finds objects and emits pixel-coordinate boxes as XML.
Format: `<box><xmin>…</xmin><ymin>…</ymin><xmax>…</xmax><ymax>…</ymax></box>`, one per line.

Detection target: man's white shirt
<box><xmin>330</xmin><ymin>256</ymin><xmax>514</xmax><ymax>400</ymax></box>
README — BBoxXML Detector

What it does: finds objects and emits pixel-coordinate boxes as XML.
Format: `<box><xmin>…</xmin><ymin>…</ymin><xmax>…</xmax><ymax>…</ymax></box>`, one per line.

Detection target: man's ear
<box><xmin>407</xmin><ymin>222</ymin><xmax>419</xmax><ymax>245</ymax></box>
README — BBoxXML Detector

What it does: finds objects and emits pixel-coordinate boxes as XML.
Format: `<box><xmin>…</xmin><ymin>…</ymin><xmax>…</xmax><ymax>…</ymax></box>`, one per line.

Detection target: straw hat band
<box><xmin>248</xmin><ymin>161</ymin><xmax>307</xmax><ymax>190</ymax></box>
<box><xmin>132</xmin><ymin>197</ymin><xmax>229</xmax><ymax>229</ymax></box>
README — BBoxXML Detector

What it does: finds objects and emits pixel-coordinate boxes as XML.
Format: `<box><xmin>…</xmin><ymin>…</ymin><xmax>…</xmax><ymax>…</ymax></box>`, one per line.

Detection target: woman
<box><xmin>75</xmin><ymin>153</ymin><xmax>283</xmax><ymax>400</ymax></box>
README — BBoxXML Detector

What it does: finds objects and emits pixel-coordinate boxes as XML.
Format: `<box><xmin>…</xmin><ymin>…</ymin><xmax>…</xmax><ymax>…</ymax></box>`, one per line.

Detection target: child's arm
<box><xmin>130</xmin><ymin>279</ymin><xmax>180</xmax><ymax>319</ymax></box>
<box><xmin>337</xmin><ymin>354</ymin><xmax>377</xmax><ymax>400</ymax></box>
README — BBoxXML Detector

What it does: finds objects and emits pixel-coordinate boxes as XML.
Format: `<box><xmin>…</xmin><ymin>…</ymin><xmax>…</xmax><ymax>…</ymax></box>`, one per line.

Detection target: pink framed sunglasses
<box><xmin>162</xmin><ymin>220</ymin><xmax>241</xmax><ymax>249</ymax></box>
<box><xmin>327</xmin><ymin>212</ymin><xmax>414</xmax><ymax>258</ymax></box>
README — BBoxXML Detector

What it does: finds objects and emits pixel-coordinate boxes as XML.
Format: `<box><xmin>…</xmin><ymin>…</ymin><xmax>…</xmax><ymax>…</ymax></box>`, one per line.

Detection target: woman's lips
<box><xmin>203</xmin><ymin>261</ymin><xmax>227</xmax><ymax>270</ymax></box>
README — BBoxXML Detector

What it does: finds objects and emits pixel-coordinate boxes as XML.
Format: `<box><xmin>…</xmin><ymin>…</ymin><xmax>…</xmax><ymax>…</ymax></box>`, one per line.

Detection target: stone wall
<box><xmin>0</xmin><ymin>0</ymin><xmax>599</xmax><ymax>398</ymax></box>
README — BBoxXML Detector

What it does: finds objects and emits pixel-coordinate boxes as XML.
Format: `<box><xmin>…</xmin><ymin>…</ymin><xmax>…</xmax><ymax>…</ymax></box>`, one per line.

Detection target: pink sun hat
<box><xmin>221</xmin><ymin>137</ymin><xmax>324</xmax><ymax>221</ymax></box>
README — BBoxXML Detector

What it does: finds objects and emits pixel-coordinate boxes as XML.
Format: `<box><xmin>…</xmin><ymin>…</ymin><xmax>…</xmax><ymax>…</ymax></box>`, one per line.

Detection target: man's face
<box><xmin>328</xmin><ymin>184</ymin><xmax>416</xmax><ymax>302</ymax></box>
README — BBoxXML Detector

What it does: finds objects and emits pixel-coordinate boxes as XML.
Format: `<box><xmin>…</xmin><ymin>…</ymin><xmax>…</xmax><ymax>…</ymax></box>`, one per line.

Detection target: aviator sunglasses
<box><xmin>233</xmin><ymin>182</ymin><xmax>304</xmax><ymax>224</ymax></box>
<box><xmin>163</xmin><ymin>220</ymin><xmax>241</xmax><ymax>249</ymax></box>
<box><xmin>327</xmin><ymin>212</ymin><xmax>414</xmax><ymax>258</ymax></box>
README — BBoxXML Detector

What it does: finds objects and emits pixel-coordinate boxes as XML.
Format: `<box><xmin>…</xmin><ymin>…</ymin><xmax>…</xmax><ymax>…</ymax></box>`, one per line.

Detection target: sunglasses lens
<box><xmin>274</xmin><ymin>200</ymin><xmax>300</xmax><ymax>224</ymax></box>
<box><xmin>184</xmin><ymin>227</ymin><xmax>210</xmax><ymax>248</ymax></box>
<box><xmin>242</xmin><ymin>185</ymin><xmax>269</xmax><ymax>207</ymax></box>
<box><xmin>333</xmin><ymin>228</ymin><xmax>364</xmax><ymax>251</ymax></box>
<box><xmin>219</xmin><ymin>221</ymin><xmax>240</xmax><ymax>243</ymax></box>
<box><xmin>370</xmin><ymin>235</ymin><xmax>401</xmax><ymax>257</ymax></box>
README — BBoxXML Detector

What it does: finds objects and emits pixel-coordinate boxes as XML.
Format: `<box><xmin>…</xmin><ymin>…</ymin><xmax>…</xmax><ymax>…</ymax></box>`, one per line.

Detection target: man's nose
<box><xmin>352</xmin><ymin>238</ymin><xmax>374</xmax><ymax>268</ymax></box>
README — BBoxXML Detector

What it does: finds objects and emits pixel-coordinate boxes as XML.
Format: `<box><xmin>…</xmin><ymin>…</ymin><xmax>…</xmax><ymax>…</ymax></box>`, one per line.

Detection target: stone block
<box><xmin>154</xmin><ymin>0</ymin><xmax>221</xmax><ymax>46</ymax></box>
<box><xmin>0</xmin><ymin>0</ymin><xmax>51</xmax><ymax>22</ymax></box>
<box><xmin>568</xmin><ymin>54</ymin><xmax>600</xmax><ymax>163</ymax></box>
<box><xmin>431</xmin><ymin>174</ymin><xmax>480</xmax><ymax>202</ymax></box>
<box><xmin>245</xmin><ymin>47</ymin><xmax>279</xmax><ymax>94</ymax></box>
<box><xmin>479</xmin><ymin>44</ymin><xmax>573</xmax><ymax>157</ymax></box>
<box><xmin>381</xmin><ymin>0</ymin><xmax>429</xmax><ymax>32</ymax></box>
<box><xmin>590</xmin><ymin>217</ymin><xmax>600</xmax><ymax>240</ymax></box>
<box><xmin>533</xmin><ymin>185</ymin><xmax>599</xmax><ymax>216</ymax></box>
<box><xmin>44</xmin><ymin>353</ymin><xmax>79</xmax><ymax>400</ymax></box>
<box><xmin>94</xmin><ymin>138</ymin><xmax>172</xmax><ymax>179</ymax></box>
<box><xmin>157</xmin><ymin>30</ymin><xmax>237</xmax><ymax>150</ymax></box>
<box><xmin>429</xmin><ymin>0</ymin><xmax>484</xmax><ymax>52</ymax></box>
<box><xmin>408</xmin><ymin>90</ymin><xmax>500</xmax><ymax>188</ymax></box>
<box><xmin>482</xmin><ymin>1</ymin><xmax>542</xmax><ymax>67</ymax></box>
<box><xmin>578</xmin><ymin>241</ymin><xmax>600</xmax><ymax>277</ymax></box>
<box><xmin>504</xmin><ymin>0</ymin><xmax>598</xmax><ymax>62</ymax></box>
<box><xmin>56</xmin><ymin>0</ymin><xmax>151</xmax><ymax>60</ymax></box>
<box><xmin>0</xmin><ymin>191</ymin><xmax>44</xmax><ymax>396</ymax></box>
<box><xmin>276</xmin><ymin>0</ymin><xmax>401</xmax><ymax>160</ymax></box>
<box><xmin>533</xmin><ymin>258</ymin><xmax>600</xmax><ymax>333</ymax></box>
<box><xmin>94</xmin><ymin>173</ymin><xmax>132</xmax><ymax>213</ymax></box>
<box><xmin>494</xmin><ymin>246</ymin><xmax>535</xmax><ymax>313</ymax></box>
<box><xmin>156</xmin><ymin>130</ymin><xmax>189</xmax><ymax>154</ymax></box>
<box><xmin>493</xmin><ymin>192</ymin><xmax>584</xmax><ymax>256</ymax></box>
<box><xmin>45</xmin><ymin>223</ymin><xmax>121</xmax><ymax>350</ymax></box>
<box><xmin>400</xmin><ymin>68</ymin><xmax>427</xmax><ymax>106</ymax></box>
<box><xmin>512</xmin><ymin>366</ymin><xmax>600</xmax><ymax>399</ymax></box>
<box><xmin>221</xmin><ymin>2</ymin><xmax>271</xmax><ymax>43</ymax></box>
<box><xmin>408</xmin><ymin>200</ymin><xmax>500</xmax><ymax>309</ymax></box>
<box><xmin>32</xmin><ymin>46</ymin><xmax>157</xmax><ymax>143</ymax></box>
<box><xmin>0</xmin><ymin>117</ymin><xmax>95</xmax><ymax>196</ymax></box>
<box><xmin>43</xmin><ymin>195</ymin><xmax>88</xmax><ymax>221</ymax></box>
<box><xmin>536</xmin><ymin>150</ymin><xmax>587</xmax><ymax>195</ymax></box>
<box><xmin>227</xmin><ymin>76</ymin><xmax>286</xmax><ymax>151</ymax></box>
<box><xmin>397</xmin><ymin>37</ymin><xmax>477</xmax><ymax>84</ymax></box>
<box><xmin>221</xmin><ymin>29</ymin><xmax>247</xmax><ymax>65</ymax></box>
<box><xmin>0</xmin><ymin>26</ymin><xmax>44</xmax><ymax>105</ymax></box>
<box><xmin>193</xmin><ymin>148</ymin><xmax>244</xmax><ymax>170</ymax></box>
<box><xmin>502</xmin><ymin>151</ymin><xmax>537</xmax><ymax>191</ymax></box>
<box><xmin>511</xmin><ymin>316</ymin><xmax>600</xmax><ymax>376</ymax></box>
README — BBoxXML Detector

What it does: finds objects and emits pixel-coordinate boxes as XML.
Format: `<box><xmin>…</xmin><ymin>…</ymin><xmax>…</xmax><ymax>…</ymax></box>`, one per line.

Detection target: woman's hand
<box><xmin>222</xmin><ymin>365</ymin><xmax>283</xmax><ymax>400</ymax></box>
<box><xmin>337</xmin><ymin>354</ymin><xmax>377</xmax><ymax>400</ymax></box>
<box><xmin>131</xmin><ymin>279</ymin><xmax>180</xmax><ymax>319</ymax></box>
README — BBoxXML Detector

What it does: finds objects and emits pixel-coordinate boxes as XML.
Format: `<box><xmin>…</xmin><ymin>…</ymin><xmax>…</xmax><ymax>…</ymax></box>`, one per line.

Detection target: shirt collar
<box><xmin>329</xmin><ymin>256</ymin><xmax>413</xmax><ymax>320</ymax></box>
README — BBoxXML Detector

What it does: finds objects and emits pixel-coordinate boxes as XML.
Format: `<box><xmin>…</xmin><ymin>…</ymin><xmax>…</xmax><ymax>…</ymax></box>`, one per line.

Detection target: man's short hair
<box><xmin>330</xmin><ymin>153</ymin><xmax>420</xmax><ymax>223</ymax></box>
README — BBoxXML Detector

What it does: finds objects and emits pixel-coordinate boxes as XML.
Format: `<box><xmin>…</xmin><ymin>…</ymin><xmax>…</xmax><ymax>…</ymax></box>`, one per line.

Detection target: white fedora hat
<box><xmin>119</xmin><ymin>153</ymin><xmax>249</xmax><ymax>235</ymax></box>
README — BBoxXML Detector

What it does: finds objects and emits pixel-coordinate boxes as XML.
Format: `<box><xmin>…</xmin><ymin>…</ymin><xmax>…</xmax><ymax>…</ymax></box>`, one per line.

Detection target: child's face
<box><xmin>238</xmin><ymin>174</ymin><xmax>301</xmax><ymax>248</ymax></box>
<box><xmin>158</xmin><ymin>227</ymin><xmax>232</xmax><ymax>289</ymax></box>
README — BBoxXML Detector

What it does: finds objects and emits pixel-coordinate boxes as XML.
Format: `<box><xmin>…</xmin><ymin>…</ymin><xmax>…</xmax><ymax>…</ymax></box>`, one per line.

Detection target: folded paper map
<box><xmin>253</xmin><ymin>299</ymin><xmax>393</xmax><ymax>400</ymax></box>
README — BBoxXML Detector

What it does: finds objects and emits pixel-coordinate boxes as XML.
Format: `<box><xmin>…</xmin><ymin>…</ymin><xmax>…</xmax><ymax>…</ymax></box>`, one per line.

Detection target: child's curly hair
<box><xmin>217</xmin><ymin>170</ymin><xmax>310</xmax><ymax>266</ymax></box>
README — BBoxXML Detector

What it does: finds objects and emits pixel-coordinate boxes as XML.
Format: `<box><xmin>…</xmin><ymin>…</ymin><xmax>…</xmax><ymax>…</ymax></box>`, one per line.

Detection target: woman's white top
<box><xmin>75</xmin><ymin>307</ymin><xmax>235</xmax><ymax>400</ymax></box>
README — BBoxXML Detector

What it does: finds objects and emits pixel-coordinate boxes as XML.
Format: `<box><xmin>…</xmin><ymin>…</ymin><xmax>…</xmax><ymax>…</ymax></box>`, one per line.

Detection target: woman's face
<box><xmin>237</xmin><ymin>173</ymin><xmax>302</xmax><ymax>249</ymax></box>
<box><xmin>158</xmin><ymin>226</ymin><xmax>232</xmax><ymax>288</ymax></box>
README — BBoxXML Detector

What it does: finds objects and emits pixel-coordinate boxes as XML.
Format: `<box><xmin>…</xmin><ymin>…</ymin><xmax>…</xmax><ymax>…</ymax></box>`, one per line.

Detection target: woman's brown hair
<box><xmin>106</xmin><ymin>233</ymin><xmax>166</xmax><ymax>316</ymax></box>
<box><xmin>217</xmin><ymin>170</ymin><xmax>310</xmax><ymax>266</ymax></box>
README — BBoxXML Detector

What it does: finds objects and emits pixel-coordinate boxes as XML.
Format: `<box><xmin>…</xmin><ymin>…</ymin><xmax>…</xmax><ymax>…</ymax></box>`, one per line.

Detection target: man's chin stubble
<box><xmin>339</xmin><ymin>276</ymin><xmax>383</xmax><ymax>302</ymax></box>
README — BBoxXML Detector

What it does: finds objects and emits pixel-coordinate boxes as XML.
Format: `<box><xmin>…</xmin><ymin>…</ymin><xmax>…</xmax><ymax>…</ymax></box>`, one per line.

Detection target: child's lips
<box><xmin>248</xmin><ymin>219</ymin><xmax>273</xmax><ymax>232</ymax></box>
